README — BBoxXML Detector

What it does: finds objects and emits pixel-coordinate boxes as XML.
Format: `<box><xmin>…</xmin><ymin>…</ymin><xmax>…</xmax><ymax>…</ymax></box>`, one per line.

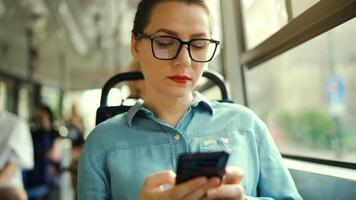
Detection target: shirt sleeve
<box><xmin>77</xmin><ymin>146</ymin><xmax>111</xmax><ymax>200</ymax></box>
<box><xmin>8</xmin><ymin>119</ymin><xmax>34</xmax><ymax>170</ymax></box>
<box><xmin>255</xmin><ymin>123</ymin><xmax>303</xmax><ymax>200</ymax></box>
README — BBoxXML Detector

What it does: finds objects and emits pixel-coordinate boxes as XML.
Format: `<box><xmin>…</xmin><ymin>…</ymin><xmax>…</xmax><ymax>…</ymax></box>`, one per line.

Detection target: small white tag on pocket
<box><xmin>203</xmin><ymin>139</ymin><xmax>216</xmax><ymax>146</ymax></box>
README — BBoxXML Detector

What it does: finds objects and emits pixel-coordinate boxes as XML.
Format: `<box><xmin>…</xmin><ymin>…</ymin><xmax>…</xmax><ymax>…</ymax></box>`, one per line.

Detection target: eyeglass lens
<box><xmin>152</xmin><ymin>36</ymin><xmax>217</xmax><ymax>62</ymax></box>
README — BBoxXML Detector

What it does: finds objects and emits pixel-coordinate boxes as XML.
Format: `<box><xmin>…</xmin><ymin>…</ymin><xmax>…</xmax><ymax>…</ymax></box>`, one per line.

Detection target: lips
<box><xmin>168</xmin><ymin>75</ymin><xmax>192</xmax><ymax>84</ymax></box>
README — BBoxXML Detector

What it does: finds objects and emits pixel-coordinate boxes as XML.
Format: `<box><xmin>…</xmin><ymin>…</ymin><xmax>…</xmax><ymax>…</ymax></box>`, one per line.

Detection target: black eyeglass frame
<box><xmin>134</xmin><ymin>32</ymin><xmax>220</xmax><ymax>63</ymax></box>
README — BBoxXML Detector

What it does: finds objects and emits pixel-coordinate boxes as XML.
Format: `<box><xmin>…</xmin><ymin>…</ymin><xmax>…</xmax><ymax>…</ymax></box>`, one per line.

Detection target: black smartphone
<box><xmin>175</xmin><ymin>151</ymin><xmax>230</xmax><ymax>184</ymax></box>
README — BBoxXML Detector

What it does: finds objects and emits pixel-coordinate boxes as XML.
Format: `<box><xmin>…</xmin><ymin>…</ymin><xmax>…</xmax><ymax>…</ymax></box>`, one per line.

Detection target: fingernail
<box><xmin>213</xmin><ymin>177</ymin><xmax>221</xmax><ymax>183</ymax></box>
<box><xmin>207</xmin><ymin>188</ymin><xmax>218</xmax><ymax>197</ymax></box>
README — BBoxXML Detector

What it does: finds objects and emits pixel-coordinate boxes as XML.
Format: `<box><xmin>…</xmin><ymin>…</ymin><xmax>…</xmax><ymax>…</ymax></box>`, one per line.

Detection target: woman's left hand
<box><xmin>205</xmin><ymin>166</ymin><xmax>245</xmax><ymax>200</ymax></box>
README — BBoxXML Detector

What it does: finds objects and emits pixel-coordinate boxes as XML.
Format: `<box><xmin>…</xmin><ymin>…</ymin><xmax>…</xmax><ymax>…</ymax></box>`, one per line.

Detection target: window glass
<box><xmin>0</xmin><ymin>78</ymin><xmax>14</xmax><ymax>112</ymax></box>
<box><xmin>245</xmin><ymin>18</ymin><xmax>356</xmax><ymax>163</ymax></box>
<box><xmin>18</xmin><ymin>85</ymin><xmax>31</xmax><ymax>121</ymax></box>
<box><xmin>41</xmin><ymin>86</ymin><xmax>61</xmax><ymax>120</ymax></box>
<box><xmin>241</xmin><ymin>1</ymin><xmax>322</xmax><ymax>50</ymax></box>
<box><xmin>0</xmin><ymin>80</ymin><xmax>7</xmax><ymax>111</ymax></box>
<box><xmin>241</xmin><ymin>0</ymin><xmax>289</xmax><ymax>49</ymax></box>
<box><xmin>291</xmin><ymin>0</ymin><xmax>319</xmax><ymax>18</ymax></box>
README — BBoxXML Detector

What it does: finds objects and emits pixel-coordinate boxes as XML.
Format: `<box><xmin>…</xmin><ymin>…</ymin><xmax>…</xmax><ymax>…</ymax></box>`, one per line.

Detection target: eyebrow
<box><xmin>153</xmin><ymin>28</ymin><xmax>208</xmax><ymax>38</ymax></box>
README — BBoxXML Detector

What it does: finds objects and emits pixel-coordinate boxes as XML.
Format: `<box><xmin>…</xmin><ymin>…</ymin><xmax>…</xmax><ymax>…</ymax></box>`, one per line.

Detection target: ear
<box><xmin>131</xmin><ymin>34</ymin><xmax>140</xmax><ymax>61</ymax></box>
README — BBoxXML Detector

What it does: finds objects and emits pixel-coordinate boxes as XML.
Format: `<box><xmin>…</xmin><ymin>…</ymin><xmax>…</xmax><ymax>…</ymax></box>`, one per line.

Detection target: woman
<box><xmin>78</xmin><ymin>0</ymin><xmax>302</xmax><ymax>199</ymax></box>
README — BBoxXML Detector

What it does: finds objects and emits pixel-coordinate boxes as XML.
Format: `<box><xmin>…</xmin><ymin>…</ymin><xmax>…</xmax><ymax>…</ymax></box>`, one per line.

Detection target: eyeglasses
<box><xmin>134</xmin><ymin>32</ymin><xmax>220</xmax><ymax>63</ymax></box>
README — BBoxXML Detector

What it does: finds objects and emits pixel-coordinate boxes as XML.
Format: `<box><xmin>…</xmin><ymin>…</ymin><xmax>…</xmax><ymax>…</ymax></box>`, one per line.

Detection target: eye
<box><xmin>191</xmin><ymin>40</ymin><xmax>209</xmax><ymax>49</ymax></box>
<box><xmin>154</xmin><ymin>37</ymin><xmax>177</xmax><ymax>47</ymax></box>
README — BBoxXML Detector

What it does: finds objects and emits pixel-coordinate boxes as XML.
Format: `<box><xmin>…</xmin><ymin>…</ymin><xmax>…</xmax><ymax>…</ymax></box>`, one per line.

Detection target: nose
<box><xmin>174</xmin><ymin>45</ymin><xmax>191</xmax><ymax>67</ymax></box>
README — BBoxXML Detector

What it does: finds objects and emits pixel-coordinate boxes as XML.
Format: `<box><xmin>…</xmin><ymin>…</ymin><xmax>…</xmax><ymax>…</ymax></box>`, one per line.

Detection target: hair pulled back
<box><xmin>132</xmin><ymin>0</ymin><xmax>212</xmax><ymax>34</ymax></box>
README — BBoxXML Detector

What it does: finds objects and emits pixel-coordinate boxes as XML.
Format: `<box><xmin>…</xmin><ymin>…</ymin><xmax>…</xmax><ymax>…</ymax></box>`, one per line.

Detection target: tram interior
<box><xmin>0</xmin><ymin>0</ymin><xmax>356</xmax><ymax>199</ymax></box>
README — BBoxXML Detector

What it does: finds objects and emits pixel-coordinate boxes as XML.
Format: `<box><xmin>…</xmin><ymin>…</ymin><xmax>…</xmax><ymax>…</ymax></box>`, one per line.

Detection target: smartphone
<box><xmin>175</xmin><ymin>151</ymin><xmax>230</xmax><ymax>184</ymax></box>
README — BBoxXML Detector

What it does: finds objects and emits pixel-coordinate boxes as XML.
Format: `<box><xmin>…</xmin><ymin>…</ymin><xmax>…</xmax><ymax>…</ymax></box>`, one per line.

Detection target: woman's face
<box><xmin>131</xmin><ymin>2</ymin><xmax>211</xmax><ymax>100</ymax></box>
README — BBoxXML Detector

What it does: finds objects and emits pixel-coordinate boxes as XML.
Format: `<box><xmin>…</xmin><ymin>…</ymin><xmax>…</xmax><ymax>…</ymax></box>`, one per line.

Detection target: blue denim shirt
<box><xmin>78</xmin><ymin>92</ymin><xmax>302</xmax><ymax>200</ymax></box>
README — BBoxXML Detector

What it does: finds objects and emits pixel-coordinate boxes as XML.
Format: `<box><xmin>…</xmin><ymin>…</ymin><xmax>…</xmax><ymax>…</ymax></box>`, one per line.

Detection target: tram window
<box><xmin>0</xmin><ymin>80</ymin><xmax>7</xmax><ymax>111</ymax></box>
<box><xmin>41</xmin><ymin>86</ymin><xmax>61</xmax><ymax>120</ymax></box>
<box><xmin>0</xmin><ymin>78</ymin><xmax>15</xmax><ymax>112</ymax></box>
<box><xmin>241</xmin><ymin>0</ymin><xmax>289</xmax><ymax>49</ymax></box>
<box><xmin>291</xmin><ymin>0</ymin><xmax>319</xmax><ymax>18</ymax></box>
<box><xmin>241</xmin><ymin>1</ymin><xmax>321</xmax><ymax>50</ymax></box>
<box><xmin>18</xmin><ymin>85</ymin><xmax>31</xmax><ymax>121</ymax></box>
<box><xmin>245</xmin><ymin>18</ymin><xmax>356</xmax><ymax>163</ymax></box>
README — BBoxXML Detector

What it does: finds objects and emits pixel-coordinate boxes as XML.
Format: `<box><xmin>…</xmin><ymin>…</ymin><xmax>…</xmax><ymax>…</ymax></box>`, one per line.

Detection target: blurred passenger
<box><xmin>68</xmin><ymin>136</ymin><xmax>84</xmax><ymax>200</ymax></box>
<box><xmin>127</xmin><ymin>60</ymin><xmax>146</xmax><ymax>99</ymax></box>
<box><xmin>23</xmin><ymin>104</ymin><xmax>61</xmax><ymax>200</ymax></box>
<box><xmin>0</xmin><ymin>187</ymin><xmax>28</xmax><ymax>200</ymax></box>
<box><xmin>66</xmin><ymin>103</ymin><xmax>85</xmax><ymax>136</ymax></box>
<box><xmin>0</xmin><ymin>111</ymin><xmax>34</xmax><ymax>200</ymax></box>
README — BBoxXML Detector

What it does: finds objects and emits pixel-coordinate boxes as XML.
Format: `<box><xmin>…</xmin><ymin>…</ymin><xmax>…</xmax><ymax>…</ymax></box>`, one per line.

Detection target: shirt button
<box><xmin>222</xmin><ymin>138</ymin><xmax>229</xmax><ymax>145</ymax></box>
<box><xmin>174</xmin><ymin>134</ymin><xmax>181</xmax><ymax>141</ymax></box>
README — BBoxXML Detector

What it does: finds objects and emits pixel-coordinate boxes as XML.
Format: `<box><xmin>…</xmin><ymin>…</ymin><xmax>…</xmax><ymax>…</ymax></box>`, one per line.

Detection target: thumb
<box><xmin>223</xmin><ymin>166</ymin><xmax>244</xmax><ymax>184</ymax></box>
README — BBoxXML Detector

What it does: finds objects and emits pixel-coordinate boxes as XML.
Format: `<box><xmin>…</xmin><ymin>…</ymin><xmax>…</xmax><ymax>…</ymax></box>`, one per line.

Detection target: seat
<box><xmin>96</xmin><ymin>70</ymin><xmax>231</xmax><ymax>125</ymax></box>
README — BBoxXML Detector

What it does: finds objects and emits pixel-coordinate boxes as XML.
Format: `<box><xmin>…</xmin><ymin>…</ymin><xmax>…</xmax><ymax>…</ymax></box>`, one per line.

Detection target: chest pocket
<box><xmin>190</xmin><ymin>132</ymin><xmax>233</xmax><ymax>152</ymax></box>
<box><xmin>189</xmin><ymin>129</ymin><xmax>245</xmax><ymax>153</ymax></box>
<box><xmin>199</xmin><ymin>137</ymin><xmax>231</xmax><ymax>152</ymax></box>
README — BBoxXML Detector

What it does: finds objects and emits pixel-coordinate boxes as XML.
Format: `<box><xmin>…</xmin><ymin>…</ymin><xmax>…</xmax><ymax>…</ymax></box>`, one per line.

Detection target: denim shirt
<box><xmin>78</xmin><ymin>92</ymin><xmax>302</xmax><ymax>200</ymax></box>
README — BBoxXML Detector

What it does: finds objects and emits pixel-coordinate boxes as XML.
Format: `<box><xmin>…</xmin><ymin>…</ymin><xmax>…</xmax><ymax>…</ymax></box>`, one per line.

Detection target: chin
<box><xmin>164</xmin><ymin>88</ymin><xmax>192</xmax><ymax>99</ymax></box>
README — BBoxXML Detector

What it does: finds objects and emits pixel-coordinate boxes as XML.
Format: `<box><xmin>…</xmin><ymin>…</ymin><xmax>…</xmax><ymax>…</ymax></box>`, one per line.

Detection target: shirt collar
<box><xmin>126</xmin><ymin>91</ymin><xmax>214</xmax><ymax>127</ymax></box>
<box><xmin>191</xmin><ymin>91</ymin><xmax>214</xmax><ymax>114</ymax></box>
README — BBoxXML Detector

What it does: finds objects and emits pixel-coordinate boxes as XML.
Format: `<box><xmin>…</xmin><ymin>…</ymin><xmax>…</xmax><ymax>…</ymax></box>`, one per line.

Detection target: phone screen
<box><xmin>176</xmin><ymin>151</ymin><xmax>229</xmax><ymax>184</ymax></box>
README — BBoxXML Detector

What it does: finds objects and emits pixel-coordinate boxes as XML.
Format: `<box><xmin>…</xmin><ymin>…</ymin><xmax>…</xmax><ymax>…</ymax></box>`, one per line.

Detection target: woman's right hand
<box><xmin>138</xmin><ymin>170</ymin><xmax>220</xmax><ymax>200</ymax></box>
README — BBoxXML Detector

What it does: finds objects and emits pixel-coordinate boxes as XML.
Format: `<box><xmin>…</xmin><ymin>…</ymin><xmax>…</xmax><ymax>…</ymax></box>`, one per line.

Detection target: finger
<box><xmin>143</xmin><ymin>170</ymin><xmax>176</xmax><ymax>190</ymax></box>
<box><xmin>182</xmin><ymin>186</ymin><xmax>206</xmax><ymax>200</ymax></box>
<box><xmin>207</xmin><ymin>184</ymin><xmax>244</xmax><ymax>199</ymax></box>
<box><xmin>205</xmin><ymin>177</ymin><xmax>221</xmax><ymax>189</ymax></box>
<box><xmin>182</xmin><ymin>177</ymin><xmax>220</xmax><ymax>200</ymax></box>
<box><xmin>223</xmin><ymin>166</ymin><xmax>244</xmax><ymax>184</ymax></box>
<box><xmin>169</xmin><ymin>177</ymin><xmax>208</xmax><ymax>199</ymax></box>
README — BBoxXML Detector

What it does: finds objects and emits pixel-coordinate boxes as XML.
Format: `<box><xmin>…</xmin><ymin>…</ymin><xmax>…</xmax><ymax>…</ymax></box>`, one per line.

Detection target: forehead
<box><xmin>145</xmin><ymin>2</ymin><xmax>211</xmax><ymax>36</ymax></box>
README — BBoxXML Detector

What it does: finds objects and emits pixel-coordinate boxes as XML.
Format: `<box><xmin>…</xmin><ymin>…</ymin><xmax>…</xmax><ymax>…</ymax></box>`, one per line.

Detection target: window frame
<box><xmin>240</xmin><ymin>0</ymin><xmax>356</xmax><ymax>69</ymax></box>
<box><xmin>222</xmin><ymin>0</ymin><xmax>356</xmax><ymax>168</ymax></box>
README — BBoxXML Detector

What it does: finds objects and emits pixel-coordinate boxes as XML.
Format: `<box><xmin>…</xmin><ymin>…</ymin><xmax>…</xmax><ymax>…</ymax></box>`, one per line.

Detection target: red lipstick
<box><xmin>168</xmin><ymin>75</ymin><xmax>191</xmax><ymax>84</ymax></box>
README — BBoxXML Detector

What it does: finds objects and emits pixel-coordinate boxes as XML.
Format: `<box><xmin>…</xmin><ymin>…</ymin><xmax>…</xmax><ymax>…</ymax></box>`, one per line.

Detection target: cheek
<box><xmin>137</xmin><ymin>43</ymin><xmax>153</xmax><ymax>61</ymax></box>
<box><xmin>193</xmin><ymin>65</ymin><xmax>206</xmax><ymax>79</ymax></box>
<box><xmin>142</xmin><ymin>66</ymin><xmax>163</xmax><ymax>84</ymax></box>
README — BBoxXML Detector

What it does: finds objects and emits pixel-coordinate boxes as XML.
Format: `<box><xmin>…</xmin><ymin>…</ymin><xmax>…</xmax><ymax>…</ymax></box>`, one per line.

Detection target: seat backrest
<box><xmin>96</xmin><ymin>70</ymin><xmax>231</xmax><ymax>125</ymax></box>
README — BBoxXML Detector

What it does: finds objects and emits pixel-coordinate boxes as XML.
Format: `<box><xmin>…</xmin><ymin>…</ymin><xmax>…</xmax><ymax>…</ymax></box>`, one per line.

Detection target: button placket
<box><xmin>173</xmin><ymin>131</ymin><xmax>190</xmax><ymax>156</ymax></box>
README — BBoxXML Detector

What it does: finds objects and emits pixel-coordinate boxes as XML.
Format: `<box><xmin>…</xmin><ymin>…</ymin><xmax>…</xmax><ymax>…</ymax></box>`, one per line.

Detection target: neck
<box><xmin>144</xmin><ymin>92</ymin><xmax>194</xmax><ymax>127</ymax></box>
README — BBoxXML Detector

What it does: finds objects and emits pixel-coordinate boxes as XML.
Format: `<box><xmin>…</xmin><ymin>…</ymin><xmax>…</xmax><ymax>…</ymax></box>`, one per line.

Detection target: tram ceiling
<box><xmin>0</xmin><ymin>0</ymin><xmax>140</xmax><ymax>90</ymax></box>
